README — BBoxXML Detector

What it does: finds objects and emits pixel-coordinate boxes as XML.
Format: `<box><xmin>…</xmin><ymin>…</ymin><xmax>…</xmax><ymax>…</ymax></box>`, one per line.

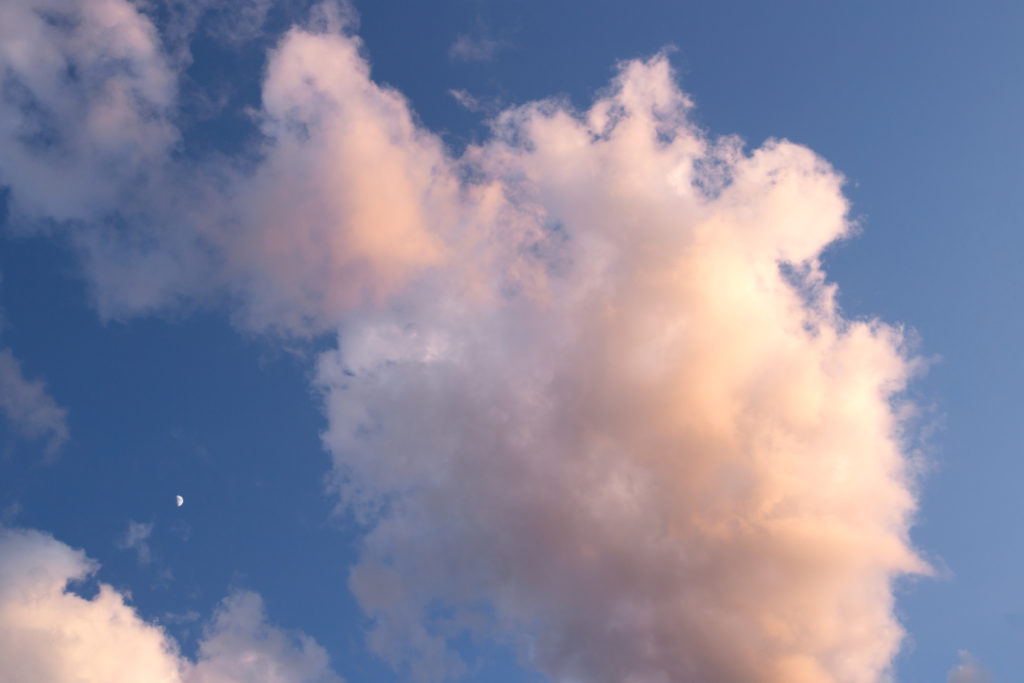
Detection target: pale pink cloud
<box><xmin>0</xmin><ymin>527</ymin><xmax>185</xmax><ymax>683</ymax></box>
<box><xmin>317</xmin><ymin>54</ymin><xmax>927</xmax><ymax>682</ymax></box>
<box><xmin>0</xmin><ymin>2</ymin><xmax>457</xmax><ymax>333</ymax></box>
<box><xmin>189</xmin><ymin>591</ymin><xmax>343</xmax><ymax>683</ymax></box>
<box><xmin>0</xmin><ymin>527</ymin><xmax>343</xmax><ymax>683</ymax></box>
<box><xmin>209</xmin><ymin>26</ymin><xmax>457</xmax><ymax>333</ymax></box>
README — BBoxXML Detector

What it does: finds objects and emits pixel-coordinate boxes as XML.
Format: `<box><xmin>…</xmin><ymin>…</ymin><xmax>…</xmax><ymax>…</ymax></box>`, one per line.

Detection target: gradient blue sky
<box><xmin>1</xmin><ymin>1</ymin><xmax>1021</xmax><ymax>681</ymax></box>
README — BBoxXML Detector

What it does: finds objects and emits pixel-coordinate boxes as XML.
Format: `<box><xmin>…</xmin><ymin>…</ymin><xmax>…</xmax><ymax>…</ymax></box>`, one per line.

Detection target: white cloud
<box><xmin>0</xmin><ymin>526</ymin><xmax>185</xmax><ymax>683</ymax></box>
<box><xmin>0</xmin><ymin>527</ymin><xmax>344</xmax><ymax>683</ymax></box>
<box><xmin>0</xmin><ymin>347</ymin><xmax>69</xmax><ymax>457</ymax></box>
<box><xmin>947</xmin><ymin>650</ymin><xmax>993</xmax><ymax>683</ymax></box>
<box><xmin>0</xmin><ymin>5</ymin><xmax>931</xmax><ymax>681</ymax></box>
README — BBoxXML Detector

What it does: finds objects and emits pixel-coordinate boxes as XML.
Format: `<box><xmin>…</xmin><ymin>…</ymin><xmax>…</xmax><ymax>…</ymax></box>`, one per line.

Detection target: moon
<box><xmin>175</xmin><ymin>495</ymin><xmax>184</xmax><ymax>507</ymax></box>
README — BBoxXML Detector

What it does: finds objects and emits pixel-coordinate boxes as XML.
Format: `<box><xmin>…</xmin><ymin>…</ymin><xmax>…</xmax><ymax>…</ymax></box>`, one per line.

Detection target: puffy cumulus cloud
<box><xmin>947</xmin><ymin>651</ymin><xmax>992</xmax><ymax>683</ymax></box>
<box><xmin>0</xmin><ymin>527</ymin><xmax>344</xmax><ymax>683</ymax></box>
<box><xmin>317</xmin><ymin>56</ymin><xmax>928</xmax><ymax>682</ymax></box>
<box><xmin>0</xmin><ymin>347</ymin><xmax>69</xmax><ymax>457</ymax></box>
<box><xmin>0</xmin><ymin>527</ymin><xmax>184</xmax><ymax>682</ymax></box>
<box><xmin>1</xmin><ymin>3</ymin><xmax>929</xmax><ymax>681</ymax></box>
<box><xmin>0</xmin><ymin>0</ymin><xmax>456</xmax><ymax>333</ymax></box>
<box><xmin>190</xmin><ymin>591</ymin><xmax>343</xmax><ymax>683</ymax></box>
<box><xmin>209</xmin><ymin>23</ymin><xmax>457</xmax><ymax>333</ymax></box>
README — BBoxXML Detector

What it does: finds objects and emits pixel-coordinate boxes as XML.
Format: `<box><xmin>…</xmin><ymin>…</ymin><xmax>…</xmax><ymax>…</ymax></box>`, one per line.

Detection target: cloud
<box><xmin>449</xmin><ymin>87</ymin><xmax>483</xmax><ymax>112</ymax></box>
<box><xmin>117</xmin><ymin>520</ymin><xmax>154</xmax><ymax>565</ymax></box>
<box><xmin>0</xmin><ymin>4</ymin><xmax>930</xmax><ymax>681</ymax></box>
<box><xmin>947</xmin><ymin>650</ymin><xmax>993</xmax><ymax>683</ymax></box>
<box><xmin>0</xmin><ymin>526</ymin><xmax>184</xmax><ymax>683</ymax></box>
<box><xmin>448</xmin><ymin>32</ymin><xmax>501</xmax><ymax>63</ymax></box>
<box><xmin>0</xmin><ymin>347</ymin><xmax>69</xmax><ymax>457</ymax></box>
<box><xmin>0</xmin><ymin>502</ymin><xmax>20</xmax><ymax>525</ymax></box>
<box><xmin>0</xmin><ymin>0</ymin><xmax>197</xmax><ymax>320</ymax></box>
<box><xmin>317</xmin><ymin>54</ymin><xmax>928</xmax><ymax>682</ymax></box>
<box><xmin>190</xmin><ymin>590</ymin><xmax>343</xmax><ymax>683</ymax></box>
<box><xmin>198</xmin><ymin>0</ymin><xmax>273</xmax><ymax>48</ymax></box>
<box><xmin>0</xmin><ymin>526</ymin><xmax>344</xmax><ymax>683</ymax></box>
<box><xmin>448</xmin><ymin>88</ymin><xmax>502</xmax><ymax>117</ymax></box>
<box><xmin>0</xmin><ymin>0</ymin><xmax>178</xmax><ymax>222</ymax></box>
<box><xmin>1</xmin><ymin>1</ymin><xmax>452</xmax><ymax>333</ymax></box>
<box><xmin>147</xmin><ymin>0</ymin><xmax>360</xmax><ymax>69</ymax></box>
<box><xmin>209</xmin><ymin>24</ymin><xmax>457</xmax><ymax>333</ymax></box>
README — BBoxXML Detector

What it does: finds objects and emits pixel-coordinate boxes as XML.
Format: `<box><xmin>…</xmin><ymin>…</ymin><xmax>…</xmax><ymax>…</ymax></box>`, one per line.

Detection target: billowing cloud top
<box><xmin>0</xmin><ymin>1</ymin><xmax>929</xmax><ymax>681</ymax></box>
<box><xmin>321</xmin><ymin>53</ymin><xmax>927</xmax><ymax>683</ymax></box>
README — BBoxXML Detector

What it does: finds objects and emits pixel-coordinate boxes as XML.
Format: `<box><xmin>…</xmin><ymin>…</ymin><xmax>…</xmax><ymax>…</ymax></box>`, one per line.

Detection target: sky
<box><xmin>0</xmin><ymin>1</ymin><xmax>1021</xmax><ymax>681</ymax></box>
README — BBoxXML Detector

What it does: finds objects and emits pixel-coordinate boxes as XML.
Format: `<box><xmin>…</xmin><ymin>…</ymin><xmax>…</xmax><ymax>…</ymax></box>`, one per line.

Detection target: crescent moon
<box><xmin>176</xmin><ymin>495</ymin><xmax>184</xmax><ymax>507</ymax></box>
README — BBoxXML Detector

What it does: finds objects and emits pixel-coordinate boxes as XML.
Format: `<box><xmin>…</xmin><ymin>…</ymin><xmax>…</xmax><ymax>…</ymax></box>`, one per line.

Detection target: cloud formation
<box><xmin>117</xmin><ymin>520</ymin><xmax>154</xmax><ymax>565</ymax></box>
<box><xmin>190</xmin><ymin>590</ymin><xmax>343</xmax><ymax>683</ymax></box>
<box><xmin>0</xmin><ymin>0</ymin><xmax>177</xmax><ymax>221</ymax></box>
<box><xmin>317</xmin><ymin>54</ymin><xmax>927</xmax><ymax>682</ymax></box>
<box><xmin>211</xmin><ymin>23</ymin><xmax>457</xmax><ymax>332</ymax></box>
<box><xmin>449</xmin><ymin>32</ymin><xmax>501</xmax><ymax>63</ymax></box>
<box><xmin>0</xmin><ymin>527</ymin><xmax>343</xmax><ymax>683</ymax></box>
<box><xmin>947</xmin><ymin>650</ymin><xmax>992</xmax><ymax>683</ymax></box>
<box><xmin>0</xmin><ymin>2</ymin><xmax>929</xmax><ymax>681</ymax></box>
<box><xmin>1</xmin><ymin>0</ymin><xmax>453</xmax><ymax>332</ymax></box>
<box><xmin>0</xmin><ymin>347</ymin><xmax>69</xmax><ymax>457</ymax></box>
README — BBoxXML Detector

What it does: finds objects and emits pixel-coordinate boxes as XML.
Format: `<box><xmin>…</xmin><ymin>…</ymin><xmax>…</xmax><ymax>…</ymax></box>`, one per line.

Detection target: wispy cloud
<box><xmin>448</xmin><ymin>31</ymin><xmax>501</xmax><ymax>63</ymax></box>
<box><xmin>0</xmin><ymin>502</ymin><xmax>21</xmax><ymax>526</ymax></box>
<box><xmin>0</xmin><ymin>348</ymin><xmax>69</xmax><ymax>458</ymax></box>
<box><xmin>116</xmin><ymin>520</ymin><xmax>154</xmax><ymax>565</ymax></box>
<box><xmin>948</xmin><ymin>650</ymin><xmax>993</xmax><ymax>683</ymax></box>
<box><xmin>448</xmin><ymin>88</ymin><xmax>502</xmax><ymax>116</ymax></box>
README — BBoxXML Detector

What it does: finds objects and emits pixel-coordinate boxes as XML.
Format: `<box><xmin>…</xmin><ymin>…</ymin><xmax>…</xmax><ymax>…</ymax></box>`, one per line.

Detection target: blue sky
<box><xmin>0</xmin><ymin>1</ymin><xmax>1021</xmax><ymax>681</ymax></box>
